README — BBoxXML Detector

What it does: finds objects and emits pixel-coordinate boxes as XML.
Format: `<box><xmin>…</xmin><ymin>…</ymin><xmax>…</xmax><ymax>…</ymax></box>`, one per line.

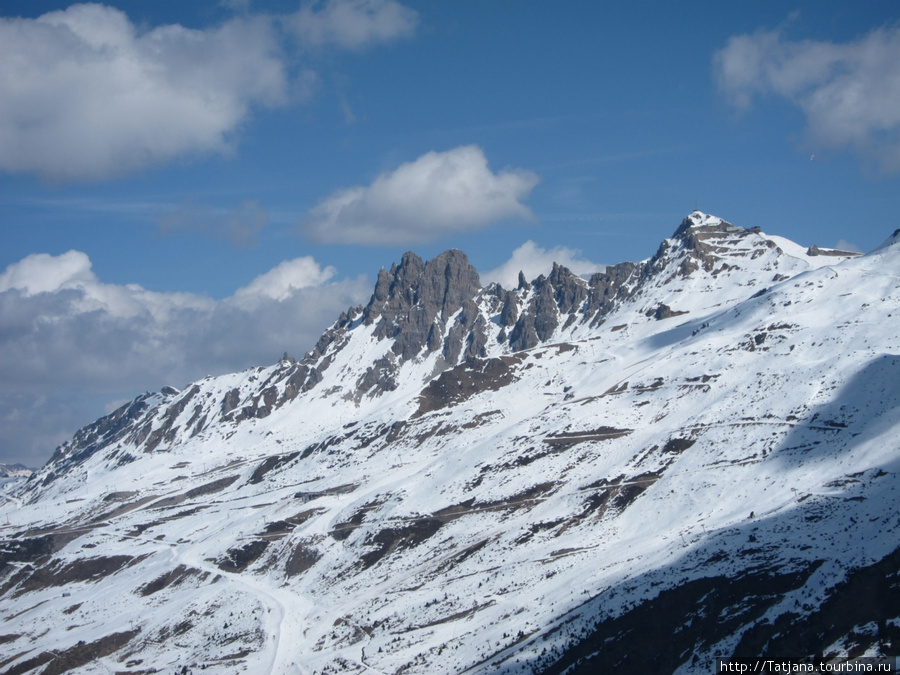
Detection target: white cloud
<box><xmin>0</xmin><ymin>250</ymin><xmax>212</xmax><ymax>320</ymax></box>
<box><xmin>288</xmin><ymin>0</ymin><xmax>418</xmax><ymax>50</ymax></box>
<box><xmin>482</xmin><ymin>240</ymin><xmax>607</xmax><ymax>290</ymax></box>
<box><xmin>0</xmin><ymin>390</ymin><xmax>100</xmax><ymax>470</ymax></box>
<box><xmin>0</xmin><ymin>250</ymin><xmax>95</xmax><ymax>295</ymax></box>
<box><xmin>158</xmin><ymin>200</ymin><xmax>270</xmax><ymax>248</ymax></box>
<box><xmin>0</xmin><ymin>4</ymin><xmax>288</xmax><ymax>181</ymax></box>
<box><xmin>0</xmin><ymin>250</ymin><xmax>371</xmax><ymax>466</ymax></box>
<box><xmin>714</xmin><ymin>24</ymin><xmax>900</xmax><ymax>171</ymax></box>
<box><xmin>0</xmin><ymin>1</ymin><xmax>418</xmax><ymax>183</ymax></box>
<box><xmin>232</xmin><ymin>256</ymin><xmax>337</xmax><ymax>306</ymax></box>
<box><xmin>302</xmin><ymin>145</ymin><xmax>540</xmax><ymax>245</ymax></box>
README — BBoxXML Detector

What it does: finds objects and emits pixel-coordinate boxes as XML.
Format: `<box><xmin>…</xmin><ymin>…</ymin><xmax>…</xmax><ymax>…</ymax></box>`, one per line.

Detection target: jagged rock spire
<box><xmin>362</xmin><ymin>249</ymin><xmax>482</xmax><ymax>361</ymax></box>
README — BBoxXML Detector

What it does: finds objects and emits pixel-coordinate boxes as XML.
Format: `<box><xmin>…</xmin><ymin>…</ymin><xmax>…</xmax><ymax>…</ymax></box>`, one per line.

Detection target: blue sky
<box><xmin>1</xmin><ymin>0</ymin><xmax>899</xmax><ymax>466</ymax></box>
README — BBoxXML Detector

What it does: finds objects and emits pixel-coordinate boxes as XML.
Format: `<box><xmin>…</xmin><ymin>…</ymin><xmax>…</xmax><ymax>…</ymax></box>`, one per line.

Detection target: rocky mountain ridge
<box><xmin>20</xmin><ymin>212</ymin><xmax>846</xmax><ymax>490</ymax></box>
<box><xmin>1</xmin><ymin>212</ymin><xmax>897</xmax><ymax>675</ymax></box>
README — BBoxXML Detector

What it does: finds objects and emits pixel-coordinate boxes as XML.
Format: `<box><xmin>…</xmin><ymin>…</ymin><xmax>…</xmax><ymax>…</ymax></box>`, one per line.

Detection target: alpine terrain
<box><xmin>1</xmin><ymin>212</ymin><xmax>899</xmax><ymax>674</ymax></box>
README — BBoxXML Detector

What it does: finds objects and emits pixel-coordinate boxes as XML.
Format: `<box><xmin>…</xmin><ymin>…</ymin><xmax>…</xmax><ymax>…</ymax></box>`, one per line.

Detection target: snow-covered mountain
<box><xmin>0</xmin><ymin>464</ymin><xmax>32</xmax><ymax>479</ymax></box>
<box><xmin>2</xmin><ymin>212</ymin><xmax>898</xmax><ymax>674</ymax></box>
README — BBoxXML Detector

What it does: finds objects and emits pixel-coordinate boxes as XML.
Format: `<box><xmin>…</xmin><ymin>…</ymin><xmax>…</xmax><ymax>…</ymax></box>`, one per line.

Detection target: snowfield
<box><xmin>2</xmin><ymin>213</ymin><xmax>898</xmax><ymax>674</ymax></box>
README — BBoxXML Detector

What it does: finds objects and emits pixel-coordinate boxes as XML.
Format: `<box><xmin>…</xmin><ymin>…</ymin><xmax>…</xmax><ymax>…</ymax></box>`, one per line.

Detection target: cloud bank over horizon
<box><xmin>714</xmin><ymin>23</ymin><xmax>900</xmax><ymax>172</ymax></box>
<box><xmin>301</xmin><ymin>145</ymin><xmax>540</xmax><ymax>245</ymax></box>
<box><xmin>0</xmin><ymin>250</ymin><xmax>371</xmax><ymax>466</ymax></box>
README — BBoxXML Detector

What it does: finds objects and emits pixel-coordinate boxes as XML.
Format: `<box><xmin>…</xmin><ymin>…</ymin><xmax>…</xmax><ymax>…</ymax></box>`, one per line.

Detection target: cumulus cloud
<box><xmin>302</xmin><ymin>145</ymin><xmax>540</xmax><ymax>245</ymax></box>
<box><xmin>158</xmin><ymin>200</ymin><xmax>270</xmax><ymax>248</ymax></box>
<box><xmin>0</xmin><ymin>250</ymin><xmax>95</xmax><ymax>295</ymax></box>
<box><xmin>0</xmin><ymin>4</ymin><xmax>288</xmax><ymax>182</ymax></box>
<box><xmin>288</xmin><ymin>0</ymin><xmax>418</xmax><ymax>50</ymax></box>
<box><xmin>714</xmin><ymin>24</ymin><xmax>900</xmax><ymax>171</ymax></box>
<box><xmin>0</xmin><ymin>250</ymin><xmax>212</xmax><ymax>320</ymax></box>
<box><xmin>0</xmin><ymin>1</ymin><xmax>419</xmax><ymax>182</ymax></box>
<box><xmin>0</xmin><ymin>251</ymin><xmax>371</xmax><ymax>466</ymax></box>
<box><xmin>482</xmin><ymin>240</ymin><xmax>607</xmax><ymax>290</ymax></box>
<box><xmin>232</xmin><ymin>256</ymin><xmax>337</xmax><ymax>306</ymax></box>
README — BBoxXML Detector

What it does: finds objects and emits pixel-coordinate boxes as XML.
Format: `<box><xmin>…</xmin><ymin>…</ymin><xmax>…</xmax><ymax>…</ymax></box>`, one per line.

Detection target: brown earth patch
<box><xmin>461</xmin><ymin>410</ymin><xmax>503</xmax><ymax>429</ymax></box>
<box><xmin>359</xmin><ymin>518</ymin><xmax>444</xmax><ymax>570</ymax></box>
<box><xmin>414</xmin><ymin>355</ymin><xmax>524</xmax><ymax>417</ymax></box>
<box><xmin>330</xmin><ymin>498</ymin><xmax>386</xmax><ymax>540</ymax></box>
<box><xmin>125</xmin><ymin>504</ymin><xmax>210</xmax><ymax>537</ymax></box>
<box><xmin>90</xmin><ymin>493</ymin><xmax>163</xmax><ymax>523</ymax></box>
<box><xmin>137</xmin><ymin>564</ymin><xmax>205</xmax><ymax>596</ymax></box>
<box><xmin>544</xmin><ymin>426</ymin><xmax>633</xmax><ymax>449</ymax></box>
<box><xmin>295</xmin><ymin>483</ymin><xmax>358</xmax><ymax>504</ymax></box>
<box><xmin>247</xmin><ymin>452</ymin><xmax>300</xmax><ymax>485</ymax></box>
<box><xmin>149</xmin><ymin>474</ymin><xmax>239</xmax><ymax>509</ymax></box>
<box><xmin>3</xmin><ymin>629</ymin><xmax>139</xmax><ymax>675</ymax></box>
<box><xmin>432</xmin><ymin>537</ymin><xmax>494</xmax><ymax>575</ymax></box>
<box><xmin>285</xmin><ymin>541</ymin><xmax>322</xmax><ymax>577</ymax></box>
<box><xmin>10</xmin><ymin>554</ymin><xmax>148</xmax><ymax>598</ymax></box>
<box><xmin>216</xmin><ymin>540</ymin><xmax>269</xmax><ymax>573</ymax></box>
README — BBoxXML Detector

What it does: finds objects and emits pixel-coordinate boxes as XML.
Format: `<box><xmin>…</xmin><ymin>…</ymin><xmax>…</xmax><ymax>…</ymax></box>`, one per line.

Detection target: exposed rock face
<box><xmin>414</xmin><ymin>354</ymin><xmax>524</xmax><ymax>416</ymax></box>
<box><xmin>583</xmin><ymin>261</ymin><xmax>638</xmax><ymax>327</ymax></box>
<box><xmin>807</xmin><ymin>244</ymin><xmax>862</xmax><ymax>258</ymax></box>
<box><xmin>363</xmin><ymin>249</ymin><xmax>483</xmax><ymax>361</ymax></box>
<box><xmin>648</xmin><ymin>303</ymin><xmax>689</xmax><ymax>320</ymax></box>
<box><xmin>41</xmin><ymin>395</ymin><xmax>155</xmax><ymax>479</ymax></box>
<box><xmin>508</xmin><ymin>262</ymin><xmax>597</xmax><ymax>350</ymax></box>
<box><xmin>355</xmin><ymin>250</ymin><xmax>485</xmax><ymax>392</ymax></box>
<box><xmin>549</xmin><ymin>262</ymin><xmax>588</xmax><ymax>315</ymax></box>
<box><xmin>507</xmin><ymin>213</ymin><xmax>755</xmax><ymax>344</ymax></box>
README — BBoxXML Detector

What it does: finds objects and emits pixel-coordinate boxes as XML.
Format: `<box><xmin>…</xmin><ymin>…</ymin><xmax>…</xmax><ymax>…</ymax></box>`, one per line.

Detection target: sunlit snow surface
<box><xmin>2</xmin><ymin>214</ymin><xmax>898</xmax><ymax>674</ymax></box>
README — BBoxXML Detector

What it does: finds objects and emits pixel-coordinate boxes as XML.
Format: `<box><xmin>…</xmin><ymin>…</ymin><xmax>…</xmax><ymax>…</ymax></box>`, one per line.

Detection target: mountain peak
<box><xmin>646</xmin><ymin>210</ymin><xmax>771</xmax><ymax>281</ymax></box>
<box><xmin>361</xmin><ymin>248</ymin><xmax>482</xmax><ymax>364</ymax></box>
<box><xmin>673</xmin><ymin>210</ymin><xmax>747</xmax><ymax>241</ymax></box>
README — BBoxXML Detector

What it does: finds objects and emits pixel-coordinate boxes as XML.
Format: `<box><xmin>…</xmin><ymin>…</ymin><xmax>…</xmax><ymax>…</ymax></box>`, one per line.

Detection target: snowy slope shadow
<box><xmin>495</xmin><ymin>358</ymin><xmax>900</xmax><ymax>674</ymax></box>
<box><xmin>501</xmin><ymin>459</ymin><xmax>900</xmax><ymax>675</ymax></box>
<box><xmin>771</xmin><ymin>354</ymin><xmax>900</xmax><ymax>467</ymax></box>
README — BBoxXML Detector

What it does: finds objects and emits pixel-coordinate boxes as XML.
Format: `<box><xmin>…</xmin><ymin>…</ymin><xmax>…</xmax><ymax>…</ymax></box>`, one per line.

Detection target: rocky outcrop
<box><xmin>807</xmin><ymin>244</ymin><xmax>862</xmax><ymax>258</ymax></box>
<box><xmin>582</xmin><ymin>261</ymin><xmax>639</xmax><ymax>327</ymax></box>
<box><xmin>363</xmin><ymin>250</ymin><xmax>483</xmax><ymax>361</ymax></box>
<box><xmin>507</xmin><ymin>265</ymin><xmax>585</xmax><ymax>350</ymax></box>
<box><xmin>354</xmin><ymin>250</ymin><xmax>487</xmax><ymax>395</ymax></box>
<box><xmin>41</xmin><ymin>394</ymin><xmax>156</xmax><ymax>476</ymax></box>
